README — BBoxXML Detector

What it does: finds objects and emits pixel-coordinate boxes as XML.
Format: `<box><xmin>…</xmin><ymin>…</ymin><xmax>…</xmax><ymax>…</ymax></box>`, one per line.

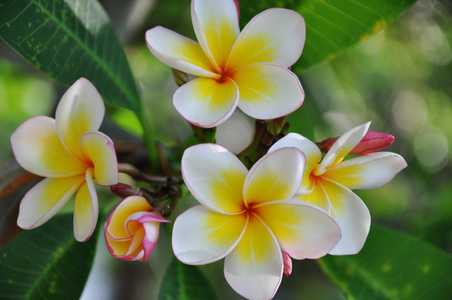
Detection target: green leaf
<box><xmin>159</xmin><ymin>258</ymin><xmax>218</xmax><ymax>300</ymax></box>
<box><xmin>0</xmin><ymin>213</ymin><xmax>98</xmax><ymax>300</ymax></box>
<box><xmin>318</xmin><ymin>225</ymin><xmax>452</xmax><ymax>300</ymax></box>
<box><xmin>0</xmin><ymin>0</ymin><xmax>141</xmax><ymax>114</ymax></box>
<box><xmin>239</xmin><ymin>0</ymin><xmax>417</xmax><ymax>72</ymax></box>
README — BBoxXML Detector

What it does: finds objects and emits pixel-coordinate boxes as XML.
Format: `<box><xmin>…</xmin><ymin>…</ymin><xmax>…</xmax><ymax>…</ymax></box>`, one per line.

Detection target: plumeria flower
<box><xmin>10</xmin><ymin>78</ymin><xmax>118</xmax><ymax>242</ymax></box>
<box><xmin>104</xmin><ymin>196</ymin><xmax>170</xmax><ymax>262</ymax></box>
<box><xmin>173</xmin><ymin>144</ymin><xmax>340</xmax><ymax>300</ymax></box>
<box><xmin>145</xmin><ymin>0</ymin><xmax>305</xmax><ymax>128</ymax></box>
<box><xmin>269</xmin><ymin>122</ymin><xmax>408</xmax><ymax>255</ymax></box>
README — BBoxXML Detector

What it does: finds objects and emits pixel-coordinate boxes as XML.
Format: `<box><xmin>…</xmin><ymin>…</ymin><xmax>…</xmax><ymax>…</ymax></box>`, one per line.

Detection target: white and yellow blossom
<box><xmin>269</xmin><ymin>122</ymin><xmax>408</xmax><ymax>255</ymax></box>
<box><xmin>145</xmin><ymin>0</ymin><xmax>305</xmax><ymax>127</ymax></box>
<box><xmin>10</xmin><ymin>78</ymin><xmax>118</xmax><ymax>242</ymax></box>
<box><xmin>173</xmin><ymin>144</ymin><xmax>340</xmax><ymax>300</ymax></box>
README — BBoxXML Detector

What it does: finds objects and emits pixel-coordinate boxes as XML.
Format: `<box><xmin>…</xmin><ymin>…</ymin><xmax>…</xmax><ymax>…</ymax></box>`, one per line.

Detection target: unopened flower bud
<box><xmin>104</xmin><ymin>196</ymin><xmax>171</xmax><ymax>262</ymax></box>
<box><xmin>110</xmin><ymin>183</ymin><xmax>141</xmax><ymax>199</ymax></box>
<box><xmin>317</xmin><ymin>130</ymin><xmax>394</xmax><ymax>155</ymax></box>
<box><xmin>282</xmin><ymin>251</ymin><xmax>292</xmax><ymax>277</ymax></box>
<box><xmin>267</xmin><ymin>116</ymin><xmax>286</xmax><ymax>136</ymax></box>
<box><xmin>172</xmin><ymin>69</ymin><xmax>189</xmax><ymax>87</ymax></box>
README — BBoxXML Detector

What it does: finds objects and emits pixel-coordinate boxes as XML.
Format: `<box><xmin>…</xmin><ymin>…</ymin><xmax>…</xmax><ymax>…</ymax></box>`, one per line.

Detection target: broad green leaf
<box><xmin>159</xmin><ymin>258</ymin><xmax>218</xmax><ymax>300</ymax></box>
<box><xmin>0</xmin><ymin>213</ymin><xmax>98</xmax><ymax>300</ymax></box>
<box><xmin>239</xmin><ymin>0</ymin><xmax>417</xmax><ymax>72</ymax></box>
<box><xmin>318</xmin><ymin>225</ymin><xmax>452</xmax><ymax>300</ymax></box>
<box><xmin>0</xmin><ymin>0</ymin><xmax>141</xmax><ymax>114</ymax></box>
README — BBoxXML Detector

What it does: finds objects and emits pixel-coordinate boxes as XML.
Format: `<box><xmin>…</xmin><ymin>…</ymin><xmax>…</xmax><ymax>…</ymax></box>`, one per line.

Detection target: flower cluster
<box><xmin>175</xmin><ymin>144</ymin><xmax>341</xmax><ymax>299</ymax></box>
<box><xmin>9</xmin><ymin>0</ymin><xmax>408</xmax><ymax>299</ymax></box>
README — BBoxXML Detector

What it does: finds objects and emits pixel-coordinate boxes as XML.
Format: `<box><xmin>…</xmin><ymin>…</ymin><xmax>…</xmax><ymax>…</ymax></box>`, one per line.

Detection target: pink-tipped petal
<box><xmin>105</xmin><ymin>234</ymin><xmax>134</xmax><ymax>259</ymax></box>
<box><xmin>224</xmin><ymin>214</ymin><xmax>282</xmax><ymax>300</ymax></box>
<box><xmin>181</xmin><ymin>144</ymin><xmax>247</xmax><ymax>214</ymax></box>
<box><xmin>73</xmin><ymin>168</ymin><xmax>98</xmax><ymax>242</ymax></box>
<box><xmin>315</xmin><ymin>122</ymin><xmax>370</xmax><ymax>176</ymax></box>
<box><xmin>140</xmin><ymin>221</ymin><xmax>161</xmax><ymax>261</ymax></box>
<box><xmin>105</xmin><ymin>196</ymin><xmax>153</xmax><ymax>239</ymax></box>
<box><xmin>255</xmin><ymin>201</ymin><xmax>340</xmax><ymax>259</ymax></box>
<box><xmin>172</xmin><ymin>205</ymin><xmax>247</xmax><ymax>265</ymax></box>
<box><xmin>145</xmin><ymin>27</ymin><xmax>219</xmax><ymax>78</ymax></box>
<box><xmin>269</xmin><ymin>133</ymin><xmax>322</xmax><ymax>192</ymax></box>
<box><xmin>324</xmin><ymin>152</ymin><xmax>408</xmax><ymax>190</ymax></box>
<box><xmin>173</xmin><ymin>76</ymin><xmax>239</xmax><ymax>128</ymax></box>
<box><xmin>17</xmin><ymin>175</ymin><xmax>84</xmax><ymax>229</ymax></box>
<box><xmin>124</xmin><ymin>211</ymin><xmax>169</xmax><ymax>259</ymax></box>
<box><xmin>244</xmin><ymin>147</ymin><xmax>305</xmax><ymax>206</ymax></box>
<box><xmin>56</xmin><ymin>78</ymin><xmax>105</xmax><ymax>160</ymax></box>
<box><xmin>126</xmin><ymin>210</ymin><xmax>170</xmax><ymax>226</ymax></box>
<box><xmin>124</xmin><ymin>229</ymin><xmax>147</xmax><ymax>261</ymax></box>
<box><xmin>192</xmin><ymin>0</ymin><xmax>240</xmax><ymax>71</ymax></box>
<box><xmin>80</xmin><ymin>131</ymin><xmax>118</xmax><ymax>186</ymax></box>
<box><xmin>11</xmin><ymin>116</ymin><xmax>88</xmax><ymax>177</ymax></box>
<box><xmin>104</xmin><ymin>203</ymin><xmax>168</xmax><ymax>262</ymax></box>
<box><xmin>320</xmin><ymin>179</ymin><xmax>371</xmax><ymax>255</ymax></box>
<box><xmin>227</xmin><ymin>8</ymin><xmax>305</xmax><ymax>71</ymax></box>
<box><xmin>232</xmin><ymin>63</ymin><xmax>304</xmax><ymax>120</ymax></box>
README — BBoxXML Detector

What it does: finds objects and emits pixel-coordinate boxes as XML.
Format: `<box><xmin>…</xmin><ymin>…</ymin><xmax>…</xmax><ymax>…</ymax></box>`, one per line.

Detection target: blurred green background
<box><xmin>1</xmin><ymin>0</ymin><xmax>451</xmax><ymax>299</ymax></box>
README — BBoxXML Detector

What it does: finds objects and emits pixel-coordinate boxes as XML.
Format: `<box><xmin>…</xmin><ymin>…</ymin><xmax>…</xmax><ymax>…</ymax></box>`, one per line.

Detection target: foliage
<box><xmin>0</xmin><ymin>213</ymin><xmax>98</xmax><ymax>300</ymax></box>
<box><xmin>0</xmin><ymin>0</ymin><xmax>141</xmax><ymax>114</ymax></box>
<box><xmin>239</xmin><ymin>0</ymin><xmax>418</xmax><ymax>72</ymax></box>
<box><xmin>319</xmin><ymin>225</ymin><xmax>452</xmax><ymax>300</ymax></box>
<box><xmin>159</xmin><ymin>258</ymin><xmax>218</xmax><ymax>300</ymax></box>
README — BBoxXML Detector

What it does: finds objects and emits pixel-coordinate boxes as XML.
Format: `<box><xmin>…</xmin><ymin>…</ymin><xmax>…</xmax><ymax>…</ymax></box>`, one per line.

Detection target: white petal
<box><xmin>269</xmin><ymin>133</ymin><xmax>322</xmax><ymax>193</ymax></box>
<box><xmin>269</xmin><ymin>133</ymin><xmax>321</xmax><ymax>173</ymax></box>
<box><xmin>320</xmin><ymin>179</ymin><xmax>371</xmax><ymax>255</ymax></box>
<box><xmin>173</xmin><ymin>76</ymin><xmax>239</xmax><ymax>128</ymax></box>
<box><xmin>172</xmin><ymin>205</ymin><xmax>247</xmax><ymax>264</ymax></box>
<box><xmin>325</xmin><ymin>152</ymin><xmax>408</xmax><ymax>190</ymax></box>
<box><xmin>192</xmin><ymin>0</ymin><xmax>240</xmax><ymax>71</ymax></box>
<box><xmin>182</xmin><ymin>144</ymin><xmax>248</xmax><ymax>214</ymax></box>
<box><xmin>17</xmin><ymin>176</ymin><xmax>84</xmax><ymax>229</ymax></box>
<box><xmin>316</xmin><ymin>122</ymin><xmax>370</xmax><ymax>176</ymax></box>
<box><xmin>227</xmin><ymin>8</ymin><xmax>305</xmax><ymax>71</ymax></box>
<box><xmin>80</xmin><ymin>131</ymin><xmax>118</xmax><ymax>186</ymax></box>
<box><xmin>56</xmin><ymin>78</ymin><xmax>105</xmax><ymax>160</ymax></box>
<box><xmin>232</xmin><ymin>63</ymin><xmax>304</xmax><ymax>120</ymax></box>
<box><xmin>224</xmin><ymin>214</ymin><xmax>283</xmax><ymax>300</ymax></box>
<box><xmin>244</xmin><ymin>147</ymin><xmax>305</xmax><ymax>206</ymax></box>
<box><xmin>73</xmin><ymin>168</ymin><xmax>98</xmax><ymax>242</ymax></box>
<box><xmin>255</xmin><ymin>200</ymin><xmax>340</xmax><ymax>259</ymax></box>
<box><xmin>145</xmin><ymin>26</ymin><xmax>219</xmax><ymax>78</ymax></box>
<box><xmin>216</xmin><ymin>110</ymin><xmax>255</xmax><ymax>154</ymax></box>
<box><xmin>11</xmin><ymin>116</ymin><xmax>88</xmax><ymax>177</ymax></box>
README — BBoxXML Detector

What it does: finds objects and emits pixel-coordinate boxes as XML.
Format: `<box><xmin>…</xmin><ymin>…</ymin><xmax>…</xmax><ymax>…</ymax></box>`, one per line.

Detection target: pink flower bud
<box><xmin>282</xmin><ymin>251</ymin><xmax>293</xmax><ymax>277</ymax></box>
<box><xmin>317</xmin><ymin>130</ymin><xmax>395</xmax><ymax>155</ymax></box>
<box><xmin>104</xmin><ymin>196</ymin><xmax>170</xmax><ymax>262</ymax></box>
